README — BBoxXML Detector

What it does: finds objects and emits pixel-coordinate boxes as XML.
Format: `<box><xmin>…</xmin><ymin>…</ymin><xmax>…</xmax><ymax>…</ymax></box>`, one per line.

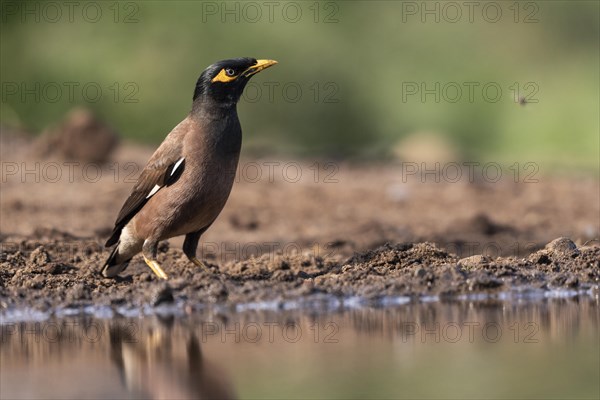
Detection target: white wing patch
<box><xmin>171</xmin><ymin>157</ymin><xmax>185</xmax><ymax>176</ymax></box>
<box><xmin>146</xmin><ymin>184</ymin><xmax>161</xmax><ymax>199</ymax></box>
<box><xmin>145</xmin><ymin>158</ymin><xmax>184</xmax><ymax>200</ymax></box>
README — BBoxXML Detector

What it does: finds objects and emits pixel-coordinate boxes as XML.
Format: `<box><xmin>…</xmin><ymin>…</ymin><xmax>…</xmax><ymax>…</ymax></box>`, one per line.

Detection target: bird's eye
<box><xmin>225</xmin><ymin>68</ymin><xmax>236</xmax><ymax>77</ymax></box>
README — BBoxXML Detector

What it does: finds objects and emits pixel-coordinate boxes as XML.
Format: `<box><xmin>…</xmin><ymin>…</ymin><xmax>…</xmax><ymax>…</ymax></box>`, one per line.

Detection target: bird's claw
<box><xmin>143</xmin><ymin>256</ymin><xmax>169</xmax><ymax>280</ymax></box>
<box><xmin>190</xmin><ymin>257</ymin><xmax>208</xmax><ymax>270</ymax></box>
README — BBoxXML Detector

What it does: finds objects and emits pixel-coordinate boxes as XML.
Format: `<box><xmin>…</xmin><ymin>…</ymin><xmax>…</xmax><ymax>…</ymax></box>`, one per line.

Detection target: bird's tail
<box><xmin>101</xmin><ymin>242</ymin><xmax>132</xmax><ymax>278</ymax></box>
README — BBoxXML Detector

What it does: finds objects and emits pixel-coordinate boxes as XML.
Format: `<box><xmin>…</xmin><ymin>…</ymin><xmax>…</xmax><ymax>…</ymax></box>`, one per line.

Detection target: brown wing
<box><xmin>105</xmin><ymin>135</ymin><xmax>185</xmax><ymax>247</ymax></box>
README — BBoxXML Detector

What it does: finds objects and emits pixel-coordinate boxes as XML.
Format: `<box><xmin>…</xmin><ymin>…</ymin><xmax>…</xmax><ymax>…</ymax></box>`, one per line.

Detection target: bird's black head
<box><xmin>193</xmin><ymin>57</ymin><xmax>277</xmax><ymax>106</ymax></box>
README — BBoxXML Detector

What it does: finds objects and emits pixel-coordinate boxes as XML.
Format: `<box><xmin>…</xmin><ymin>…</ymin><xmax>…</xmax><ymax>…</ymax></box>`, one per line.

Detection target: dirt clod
<box><xmin>458</xmin><ymin>255</ymin><xmax>491</xmax><ymax>269</ymax></box>
<box><xmin>29</xmin><ymin>247</ymin><xmax>51</xmax><ymax>267</ymax></box>
<box><xmin>546</xmin><ymin>237</ymin><xmax>580</xmax><ymax>257</ymax></box>
<box><xmin>34</xmin><ymin>108</ymin><xmax>118</xmax><ymax>164</ymax></box>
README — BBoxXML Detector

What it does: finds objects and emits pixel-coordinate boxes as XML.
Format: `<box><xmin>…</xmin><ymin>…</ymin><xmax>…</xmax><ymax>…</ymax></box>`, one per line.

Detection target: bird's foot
<box><xmin>143</xmin><ymin>256</ymin><xmax>169</xmax><ymax>280</ymax></box>
<box><xmin>189</xmin><ymin>257</ymin><xmax>208</xmax><ymax>270</ymax></box>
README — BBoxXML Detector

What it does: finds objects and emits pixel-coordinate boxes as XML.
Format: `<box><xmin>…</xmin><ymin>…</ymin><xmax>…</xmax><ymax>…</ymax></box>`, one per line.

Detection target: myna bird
<box><xmin>102</xmin><ymin>58</ymin><xmax>277</xmax><ymax>279</ymax></box>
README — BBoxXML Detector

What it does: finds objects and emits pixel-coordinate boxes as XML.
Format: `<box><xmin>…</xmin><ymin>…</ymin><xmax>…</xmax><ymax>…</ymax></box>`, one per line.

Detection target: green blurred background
<box><xmin>1</xmin><ymin>0</ymin><xmax>598</xmax><ymax>169</ymax></box>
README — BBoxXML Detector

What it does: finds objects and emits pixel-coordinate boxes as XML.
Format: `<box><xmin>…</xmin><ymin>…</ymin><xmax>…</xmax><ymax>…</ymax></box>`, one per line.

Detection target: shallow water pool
<box><xmin>1</xmin><ymin>296</ymin><xmax>598</xmax><ymax>399</ymax></box>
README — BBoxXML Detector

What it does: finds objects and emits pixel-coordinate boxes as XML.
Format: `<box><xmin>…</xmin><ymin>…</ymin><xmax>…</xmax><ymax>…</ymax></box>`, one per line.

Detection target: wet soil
<box><xmin>1</xmin><ymin>233</ymin><xmax>598</xmax><ymax>314</ymax></box>
<box><xmin>1</xmin><ymin>129</ymin><xmax>599</xmax><ymax>315</ymax></box>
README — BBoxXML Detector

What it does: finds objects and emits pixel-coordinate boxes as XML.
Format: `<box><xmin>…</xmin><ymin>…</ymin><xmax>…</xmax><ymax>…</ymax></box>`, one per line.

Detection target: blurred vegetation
<box><xmin>1</xmin><ymin>1</ymin><xmax>598</xmax><ymax>169</ymax></box>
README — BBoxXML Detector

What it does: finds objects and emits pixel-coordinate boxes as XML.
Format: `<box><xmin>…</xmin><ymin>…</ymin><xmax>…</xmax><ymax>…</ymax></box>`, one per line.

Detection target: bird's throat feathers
<box><xmin>191</xmin><ymin>93</ymin><xmax>238</xmax><ymax>116</ymax></box>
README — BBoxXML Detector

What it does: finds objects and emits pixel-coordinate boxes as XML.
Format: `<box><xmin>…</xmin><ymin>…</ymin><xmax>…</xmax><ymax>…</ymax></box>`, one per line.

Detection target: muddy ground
<box><xmin>1</xmin><ymin>125</ymin><xmax>599</xmax><ymax>314</ymax></box>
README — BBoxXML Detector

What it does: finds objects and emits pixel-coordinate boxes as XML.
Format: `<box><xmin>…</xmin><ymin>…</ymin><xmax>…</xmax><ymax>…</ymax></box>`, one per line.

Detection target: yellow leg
<box><xmin>143</xmin><ymin>256</ymin><xmax>168</xmax><ymax>280</ymax></box>
<box><xmin>189</xmin><ymin>257</ymin><xmax>207</xmax><ymax>270</ymax></box>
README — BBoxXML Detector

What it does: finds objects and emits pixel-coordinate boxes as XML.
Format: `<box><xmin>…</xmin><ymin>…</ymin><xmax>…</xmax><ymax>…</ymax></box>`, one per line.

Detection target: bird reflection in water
<box><xmin>108</xmin><ymin>317</ymin><xmax>237</xmax><ymax>400</ymax></box>
<box><xmin>0</xmin><ymin>317</ymin><xmax>236</xmax><ymax>400</ymax></box>
<box><xmin>2</xmin><ymin>299</ymin><xmax>597</xmax><ymax>399</ymax></box>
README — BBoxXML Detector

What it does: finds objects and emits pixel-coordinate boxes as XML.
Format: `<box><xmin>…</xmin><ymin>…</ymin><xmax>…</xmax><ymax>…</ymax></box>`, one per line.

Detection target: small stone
<box><xmin>458</xmin><ymin>255</ymin><xmax>490</xmax><ymax>269</ymax></box>
<box><xmin>545</xmin><ymin>238</ymin><xmax>579</xmax><ymax>257</ymax></box>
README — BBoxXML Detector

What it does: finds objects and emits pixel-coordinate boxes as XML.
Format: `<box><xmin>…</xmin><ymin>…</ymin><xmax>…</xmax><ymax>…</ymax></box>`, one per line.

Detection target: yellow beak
<box><xmin>243</xmin><ymin>59</ymin><xmax>278</xmax><ymax>77</ymax></box>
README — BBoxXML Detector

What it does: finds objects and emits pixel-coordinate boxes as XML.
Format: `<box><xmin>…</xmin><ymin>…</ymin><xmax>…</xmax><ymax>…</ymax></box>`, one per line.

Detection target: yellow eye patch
<box><xmin>212</xmin><ymin>68</ymin><xmax>238</xmax><ymax>83</ymax></box>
